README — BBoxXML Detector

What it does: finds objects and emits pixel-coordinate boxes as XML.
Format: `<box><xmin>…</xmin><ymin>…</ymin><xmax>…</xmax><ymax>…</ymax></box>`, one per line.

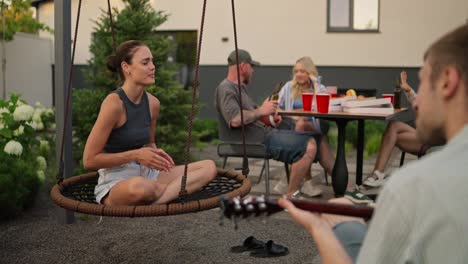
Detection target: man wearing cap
<box><xmin>215</xmin><ymin>49</ymin><xmax>323</xmax><ymax>197</ymax></box>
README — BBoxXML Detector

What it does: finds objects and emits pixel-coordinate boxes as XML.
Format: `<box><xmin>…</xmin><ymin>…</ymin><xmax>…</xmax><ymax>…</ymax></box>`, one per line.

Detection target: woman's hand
<box><xmin>400</xmin><ymin>71</ymin><xmax>411</xmax><ymax>92</ymax></box>
<box><xmin>137</xmin><ymin>147</ymin><xmax>175</xmax><ymax>172</ymax></box>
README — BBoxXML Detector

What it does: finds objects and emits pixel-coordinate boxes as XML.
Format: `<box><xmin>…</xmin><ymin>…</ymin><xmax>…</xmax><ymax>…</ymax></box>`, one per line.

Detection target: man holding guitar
<box><xmin>279</xmin><ymin>24</ymin><xmax>468</xmax><ymax>263</ymax></box>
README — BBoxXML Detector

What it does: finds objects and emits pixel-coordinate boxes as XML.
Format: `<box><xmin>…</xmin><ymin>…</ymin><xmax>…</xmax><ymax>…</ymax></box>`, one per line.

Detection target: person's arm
<box><xmin>400</xmin><ymin>71</ymin><xmax>417</xmax><ymax>104</ymax></box>
<box><xmin>230</xmin><ymin>109</ymin><xmax>262</xmax><ymax>127</ymax></box>
<box><xmin>218</xmin><ymin>88</ymin><xmax>277</xmax><ymax>128</ymax></box>
<box><xmin>148</xmin><ymin>93</ymin><xmax>160</xmax><ymax>148</ymax></box>
<box><xmin>82</xmin><ymin>94</ymin><xmax>173</xmax><ymax>171</ymax></box>
<box><xmin>231</xmin><ymin>98</ymin><xmax>277</xmax><ymax>127</ymax></box>
<box><xmin>217</xmin><ymin>88</ymin><xmax>258</xmax><ymax>127</ymax></box>
<box><xmin>147</xmin><ymin>93</ymin><xmax>174</xmax><ymax>166</ymax></box>
<box><xmin>279</xmin><ymin>198</ymin><xmax>363</xmax><ymax>264</ymax></box>
<box><xmin>230</xmin><ymin>103</ymin><xmax>278</xmax><ymax>128</ymax></box>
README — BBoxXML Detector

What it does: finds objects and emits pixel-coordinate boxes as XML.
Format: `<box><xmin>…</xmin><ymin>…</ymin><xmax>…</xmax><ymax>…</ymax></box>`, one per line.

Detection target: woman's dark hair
<box><xmin>106</xmin><ymin>40</ymin><xmax>146</xmax><ymax>81</ymax></box>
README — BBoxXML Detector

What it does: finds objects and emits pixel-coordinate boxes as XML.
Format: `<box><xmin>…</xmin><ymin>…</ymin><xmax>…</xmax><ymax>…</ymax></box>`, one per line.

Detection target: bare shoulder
<box><xmin>100</xmin><ymin>93</ymin><xmax>124</xmax><ymax>116</ymax></box>
<box><xmin>146</xmin><ymin>92</ymin><xmax>160</xmax><ymax>111</ymax></box>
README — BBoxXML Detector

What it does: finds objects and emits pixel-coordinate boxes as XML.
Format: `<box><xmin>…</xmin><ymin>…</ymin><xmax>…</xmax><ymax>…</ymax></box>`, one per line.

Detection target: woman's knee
<box><xmin>203</xmin><ymin>160</ymin><xmax>217</xmax><ymax>180</ymax></box>
<box><xmin>127</xmin><ymin>178</ymin><xmax>157</xmax><ymax>204</ymax></box>
<box><xmin>194</xmin><ymin>160</ymin><xmax>217</xmax><ymax>181</ymax></box>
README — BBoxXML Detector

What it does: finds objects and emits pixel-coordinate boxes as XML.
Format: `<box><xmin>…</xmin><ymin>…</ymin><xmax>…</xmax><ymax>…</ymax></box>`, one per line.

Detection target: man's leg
<box><xmin>287</xmin><ymin>138</ymin><xmax>317</xmax><ymax>196</ymax></box>
<box><xmin>319</xmin><ymin>135</ymin><xmax>335</xmax><ymax>176</ymax></box>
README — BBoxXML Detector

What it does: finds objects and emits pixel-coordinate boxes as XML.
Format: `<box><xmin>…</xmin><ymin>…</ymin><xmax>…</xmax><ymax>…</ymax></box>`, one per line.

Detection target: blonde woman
<box><xmin>276</xmin><ymin>57</ymin><xmax>335</xmax><ymax>196</ymax></box>
<box><xmin>278</xmin><ymin>57</ymin><xmax>327</xmax><ymax>131</ymax></box>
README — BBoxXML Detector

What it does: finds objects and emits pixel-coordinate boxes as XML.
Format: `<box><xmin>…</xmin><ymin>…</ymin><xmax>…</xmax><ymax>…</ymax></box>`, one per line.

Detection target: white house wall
<box><xmin>35</xmin><ymin>0</ymin><xmax>468</xmax><ymax>67</ymax></box>
<box><xmin>156</xmin><ymin>0</ymin><xmax>468</xmax><ymax>67</ymax></box>
<box><xmin>38</xmin><ymin>0</ymin><xmax>126</xmax><ymax>64</ymax></box>
<box><xmin>0</xmin><ymin>33</ymin><xmax>53</xmax><ymax>106</ymax></box>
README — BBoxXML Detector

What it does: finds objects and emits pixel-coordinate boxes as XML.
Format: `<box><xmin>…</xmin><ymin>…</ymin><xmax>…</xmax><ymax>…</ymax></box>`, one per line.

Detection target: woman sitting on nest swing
<box><xmin>83</xmin><ymin>40</ymin><xmax>217</xmax><ymax>206</ymax></box>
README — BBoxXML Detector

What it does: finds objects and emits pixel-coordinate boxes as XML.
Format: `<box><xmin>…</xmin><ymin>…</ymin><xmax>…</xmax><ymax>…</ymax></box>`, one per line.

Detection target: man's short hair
<box><xmin>425</xmin><ymin>24</ymin><xmax>468</xmax><ymax>89</ymax></box>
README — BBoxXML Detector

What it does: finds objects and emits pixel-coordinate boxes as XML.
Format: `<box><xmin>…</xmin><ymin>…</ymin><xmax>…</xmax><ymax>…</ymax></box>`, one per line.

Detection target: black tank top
<box><xmin>104</xmin><ymin>88</ymin><xmax>151</xmax><ymax>153</ymax></box>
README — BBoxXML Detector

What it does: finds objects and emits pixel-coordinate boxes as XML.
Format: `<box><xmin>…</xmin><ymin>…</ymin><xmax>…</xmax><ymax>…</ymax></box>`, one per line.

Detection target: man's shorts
<box><xmin>333</xmin><ymin>221</ymin><xmax>367</xmax><ymax>262</ymax></box>
<box><xmin>263</xmin><ymin>129</ymin><xmax>321</xmax><ymax>164</ymax></box>
<box><xmin>94</xmin><ymin>162</ymin><xmax>160</xmax><ymax>204</ymax></box>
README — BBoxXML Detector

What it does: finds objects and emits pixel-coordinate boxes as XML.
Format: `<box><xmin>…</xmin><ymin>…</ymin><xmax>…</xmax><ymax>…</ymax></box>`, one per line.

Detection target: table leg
<box><xmin>332</xmin><ymin>120</ymin><xmax>348</xmax><ymax>197</ymax></box>
<box><xmin>356</xmin><ymin>120</ymin><xmax>365</xmax><ymax>186</ymax></box>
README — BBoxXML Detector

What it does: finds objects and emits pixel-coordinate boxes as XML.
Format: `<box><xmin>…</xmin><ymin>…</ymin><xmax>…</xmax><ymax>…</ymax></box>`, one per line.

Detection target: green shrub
<box><xmin>0</xmin><ymin>95</ymin><xmax>55</xmax><ymax>219</ymax></box>
<box><xmin>193</xmin><ymin>118</ymin><xmax>218</xmax><ymax>142</ymax></box>
<box><xmin>326</xmin><ymin>120</ymin><xmax>385</xmax><ymax>159</ymax></box>
<box><xmin>72</xmin><ymin>88</ymin><xmax>107</xmax><ymax>174</ymax></box>
<box><xmin>364</xmin><ymin>133</ymin><xmax>383</xmax><ymax>160</ymax></box>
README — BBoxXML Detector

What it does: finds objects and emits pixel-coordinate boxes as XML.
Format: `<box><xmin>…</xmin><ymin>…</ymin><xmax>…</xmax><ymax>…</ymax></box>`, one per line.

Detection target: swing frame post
<box><xmin>54</xmin><ymin>0</ymin><xmax>74</xmax><ymax>224</ymax></box>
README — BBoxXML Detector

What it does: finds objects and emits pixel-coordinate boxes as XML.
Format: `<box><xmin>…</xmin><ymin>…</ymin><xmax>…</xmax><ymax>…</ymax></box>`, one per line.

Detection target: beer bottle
<box><xmin>394</xmin><ymin>78</ymin><xmax>401</xmax><ymax>109</ymax></box>
<box><xmin>270</xmin><ymin>82</ymin><xmax>283</xmax><ymax>101</ymax></box>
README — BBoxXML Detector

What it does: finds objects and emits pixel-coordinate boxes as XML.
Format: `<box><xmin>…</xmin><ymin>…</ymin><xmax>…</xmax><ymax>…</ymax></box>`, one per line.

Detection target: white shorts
<box><xmin>94</xmin><ymin>162</ymin><xmax>160</xmax><ymax>204</ymax></box>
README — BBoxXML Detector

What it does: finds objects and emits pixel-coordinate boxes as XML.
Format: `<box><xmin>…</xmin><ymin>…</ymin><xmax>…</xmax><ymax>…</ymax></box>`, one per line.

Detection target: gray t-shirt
<box><xmin>214</xmin><ymin>79</ymin><xmax>270</xmax><ymax>143</ymax></box>
<box><xmin>357</xmin><ymin>125</ymin><xmax>468</xmax><ymax>263</ymax></box>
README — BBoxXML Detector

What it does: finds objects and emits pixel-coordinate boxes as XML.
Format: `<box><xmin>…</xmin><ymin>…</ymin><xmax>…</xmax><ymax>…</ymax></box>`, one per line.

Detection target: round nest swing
<box><xmin>51</xmin><ymin>169</ymin><xmax>251</xmax><ymax>217</ymax></box>
<box><xmin>50</xmin><ymin>0</ymin><xmax>252</xmax><ymax>217</ymax></box>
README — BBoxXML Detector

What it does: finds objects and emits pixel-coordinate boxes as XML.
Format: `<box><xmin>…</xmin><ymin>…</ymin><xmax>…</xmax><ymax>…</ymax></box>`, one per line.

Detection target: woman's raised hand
<box><xmin>137</xmin><ymin>147</ymin><xmax>175</xmax><ymax>172</ymax></box>
<box><xmin>400</xmin><ymin>71</ymin><xmax>411</xmax><ymax>92</ymax></box>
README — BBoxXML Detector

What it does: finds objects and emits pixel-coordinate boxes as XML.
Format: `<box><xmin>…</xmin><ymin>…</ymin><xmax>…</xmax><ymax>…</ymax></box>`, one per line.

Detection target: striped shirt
<box><xmin>357</xmin><ymin>125</ymin><xmax>468</xmax><ymax>263</ymax></box>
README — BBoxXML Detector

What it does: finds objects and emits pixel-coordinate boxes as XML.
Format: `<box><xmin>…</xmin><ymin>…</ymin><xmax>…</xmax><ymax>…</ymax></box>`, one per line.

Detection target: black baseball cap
<box><xmin>227</xmin><ymin>49</ymin><xmax>260</xmax><ymax>66</ymax></box>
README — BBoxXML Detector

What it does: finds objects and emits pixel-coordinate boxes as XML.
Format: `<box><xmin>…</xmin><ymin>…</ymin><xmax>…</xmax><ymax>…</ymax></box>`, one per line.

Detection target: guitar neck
<box><xmin>267</xmin><ymin>198</ymin><xmax>374</xmax><ymax>220</ymax></box>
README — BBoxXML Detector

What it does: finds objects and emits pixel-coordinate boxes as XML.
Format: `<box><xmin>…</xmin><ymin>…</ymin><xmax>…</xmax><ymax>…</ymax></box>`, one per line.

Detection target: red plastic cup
<box><xmin>316</xmin><ymin>94</ymin><xmax>331</xmax><ymax>113</ymax></box>
<box><xmin>302</xmin><ymin>93</ymin><xmax>314</xmax><ymax>111</ymax></box>
<box><xmin>327</xmin><ymin>86</ymin><xmax>338</xmax><ymax>98</ymax></box>
<box><xmin>382</xmin><ymin>94</ymin><xmax>394</xmax><ymax>105</ymax></box>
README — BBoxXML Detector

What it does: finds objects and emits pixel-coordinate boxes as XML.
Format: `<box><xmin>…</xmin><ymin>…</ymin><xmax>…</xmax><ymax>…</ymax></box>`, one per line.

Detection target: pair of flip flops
<box><xmin>230</xmin><ymin>236</ymin><xmax>289</xmax><ymax>258</ymax></box>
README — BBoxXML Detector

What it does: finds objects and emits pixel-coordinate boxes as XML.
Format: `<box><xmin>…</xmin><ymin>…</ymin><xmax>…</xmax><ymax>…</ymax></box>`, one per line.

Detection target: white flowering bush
<box><xmin>0</xmin><ymin>94</ymin><xmax>55</xmax><ymax>219</ymax></box>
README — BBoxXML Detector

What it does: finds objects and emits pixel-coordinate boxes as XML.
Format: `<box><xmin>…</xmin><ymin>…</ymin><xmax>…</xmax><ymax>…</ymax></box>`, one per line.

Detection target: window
<box><xmin>327</xmin><ymin>0</ymin><xmax>380</xmax><ymax>32</ymax></box>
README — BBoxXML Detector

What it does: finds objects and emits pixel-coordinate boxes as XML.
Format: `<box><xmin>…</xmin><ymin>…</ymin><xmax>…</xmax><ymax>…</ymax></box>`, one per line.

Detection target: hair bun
<box><xmin>106</xmin><ymin>54</ymin><xmax>119</xmax><ymax>72</ymax></box>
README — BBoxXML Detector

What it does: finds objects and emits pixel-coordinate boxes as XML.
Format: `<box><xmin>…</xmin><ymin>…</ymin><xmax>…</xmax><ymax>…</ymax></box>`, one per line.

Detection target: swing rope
<box><xmin>230</xmin><ymin>0</ymin><xmax>250</xmax><ymax>176</ymax></box>
<box><xmin>106</xmin><ymin>0</ymin><xmax>117</xmax><ymax>53</ymax></box>
<box><xmin>179</xmin><ymin>0</ymin><xmax>208</xmax><ymax>200</ymax></box>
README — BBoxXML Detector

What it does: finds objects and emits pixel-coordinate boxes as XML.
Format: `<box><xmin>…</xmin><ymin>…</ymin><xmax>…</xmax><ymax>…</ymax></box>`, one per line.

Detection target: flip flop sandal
<box><xmin>230</xmin><ymin>236</ymin><xmax>265</xmax><ymax>253</ymax></box>
<box><xmin>250</xmin><ymin>240</ymin><xmax>289</xmax><ymax>258</ymax></box>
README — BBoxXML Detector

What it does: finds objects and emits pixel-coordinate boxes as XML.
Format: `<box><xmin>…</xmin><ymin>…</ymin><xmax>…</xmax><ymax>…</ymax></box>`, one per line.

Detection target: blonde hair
<box><xmin>291</xmin><ymin>56</ymin><xmax>319</xmax><ymax>98</ymax></box>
